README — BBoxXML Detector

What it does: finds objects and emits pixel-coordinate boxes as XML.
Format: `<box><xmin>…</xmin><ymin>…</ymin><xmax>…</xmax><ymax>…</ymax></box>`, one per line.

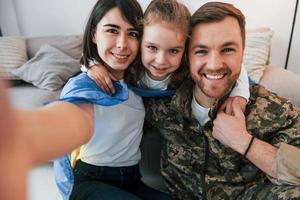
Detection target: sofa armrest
<box><xmin>259</xmin><ymin>65</ymin><xmax>300</xmax><ymax>107</ymax></box>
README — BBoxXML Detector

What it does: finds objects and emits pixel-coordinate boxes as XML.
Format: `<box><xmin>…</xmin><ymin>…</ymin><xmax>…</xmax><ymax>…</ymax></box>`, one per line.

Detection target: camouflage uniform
<box><xmin>144</xmin><ymin>77</ymin><xmax>300</xmax><ymax>200</ymax></box>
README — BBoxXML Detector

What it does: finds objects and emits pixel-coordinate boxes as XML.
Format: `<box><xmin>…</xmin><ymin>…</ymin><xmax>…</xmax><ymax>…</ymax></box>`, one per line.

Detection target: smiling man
<box><xmin>144</xmin><ymin>2</ymin><xmax>300</xmax><ymax>199</ymax></box>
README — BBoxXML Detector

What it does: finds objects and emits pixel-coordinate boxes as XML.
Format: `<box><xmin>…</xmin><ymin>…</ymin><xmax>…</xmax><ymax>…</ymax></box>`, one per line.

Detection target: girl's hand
<box><xmin>220</xmin><ymin>96</ymin><xmax>247</xmax><ymax>115</ymax></box>
<box><xmin>87</xmin><ymin>64</ymin><xmax>117</xmax><ymax>95</ymax></box>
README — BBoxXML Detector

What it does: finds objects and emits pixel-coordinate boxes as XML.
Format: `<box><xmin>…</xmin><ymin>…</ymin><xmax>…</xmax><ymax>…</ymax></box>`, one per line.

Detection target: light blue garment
<box><xmin>53</xmin><ymin>155</ymin><xmax>73</xmax><ymax>200</ymax></box>
<box><xmin>60</xmin><ymin>73</ymin><xmax>129</xmax><ymax>105</ymax></box>
<box><xmin>54</xmin><ymin>73</ymin><xmax>176</xmax><ymax>200</ymax></box>
<box><xmin>55</xmin><ymin>73</ymin><xmax>130</xmax><ymax>200</ymax></box>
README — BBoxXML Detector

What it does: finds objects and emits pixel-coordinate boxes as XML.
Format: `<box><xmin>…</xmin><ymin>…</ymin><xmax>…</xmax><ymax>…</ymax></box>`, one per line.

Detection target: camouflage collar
<box><xmin>170</xmin><ymin>77</ymin><xmax>233</xmax><ymax>121</ymax></box>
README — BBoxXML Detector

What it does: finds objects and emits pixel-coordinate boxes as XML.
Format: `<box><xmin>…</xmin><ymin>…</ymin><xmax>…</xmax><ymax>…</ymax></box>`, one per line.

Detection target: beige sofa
<box><xmin>7</xmin><ymin>35</ymin><xmax>300</xmax><ymax>198</ymax></box>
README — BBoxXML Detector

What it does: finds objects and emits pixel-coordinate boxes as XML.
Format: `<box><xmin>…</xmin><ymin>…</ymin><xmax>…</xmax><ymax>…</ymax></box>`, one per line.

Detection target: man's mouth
<box><xmin>204</xmin><ymin>73</ymin><xmax>226</xmax><ymax>80</ymax></box>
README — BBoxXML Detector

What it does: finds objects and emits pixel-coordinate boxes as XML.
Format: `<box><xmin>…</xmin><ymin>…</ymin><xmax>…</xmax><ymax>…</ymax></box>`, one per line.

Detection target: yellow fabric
<box><xmin>70</xmin><ymin>146</ymin><xmax>83</xmax><ymax>168</ymax></box>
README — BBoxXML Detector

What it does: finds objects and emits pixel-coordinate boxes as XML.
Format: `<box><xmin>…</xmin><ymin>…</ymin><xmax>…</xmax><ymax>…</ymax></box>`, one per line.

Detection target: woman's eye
<box><xmin>107</xmin><ymin>29</ymin><xmax>118</xmax><ymax>34</ymax></box>
<box><xmin>129</xmin><ymin>31</ymin><xmax>139</xmax><ymax>38</ymax></box>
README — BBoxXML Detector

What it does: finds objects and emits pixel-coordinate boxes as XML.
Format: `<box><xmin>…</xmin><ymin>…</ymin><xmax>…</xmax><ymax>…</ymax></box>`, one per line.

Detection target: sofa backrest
<box><xmin>26</xmin><ymin>35</ymin><xmax>83</xmax><ymax>60</ymax></box>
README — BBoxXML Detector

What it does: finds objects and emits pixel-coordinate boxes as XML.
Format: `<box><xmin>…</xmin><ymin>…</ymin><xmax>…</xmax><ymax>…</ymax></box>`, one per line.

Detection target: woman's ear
<box><xmin>91</xmin><ymin>28</ymin><xmax>97</xmax><ymax>44</ymax></box>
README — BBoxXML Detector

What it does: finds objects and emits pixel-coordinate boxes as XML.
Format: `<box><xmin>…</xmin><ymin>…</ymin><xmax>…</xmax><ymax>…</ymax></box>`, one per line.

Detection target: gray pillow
<box><xmin>12</xmin><ymin>44</ymin><xmax>80</xmax><ymax>91</ymax></box>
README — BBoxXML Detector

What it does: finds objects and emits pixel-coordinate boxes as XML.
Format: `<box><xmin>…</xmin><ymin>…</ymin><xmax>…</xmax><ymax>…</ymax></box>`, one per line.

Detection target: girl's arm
<box><xmin>231</xmin><ymin>64</ymin><xmax>250</xmax><ymax>100</ymax></box>
<box><xmin>221</xmin><ymin>65</ymin><xmax>250</xmax><ymax>114</ymax></box>
<box><xmin>82</xmin><ymin>64</ymin><xmax>117</xmax><ymax>95</ymax></box>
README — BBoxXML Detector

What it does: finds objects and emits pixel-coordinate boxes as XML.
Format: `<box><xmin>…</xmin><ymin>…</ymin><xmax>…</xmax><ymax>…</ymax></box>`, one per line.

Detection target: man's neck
<box><xmin>193</xmin><ymin>86</ymin><xmax>217</xmax><ymax>108</ymax></box>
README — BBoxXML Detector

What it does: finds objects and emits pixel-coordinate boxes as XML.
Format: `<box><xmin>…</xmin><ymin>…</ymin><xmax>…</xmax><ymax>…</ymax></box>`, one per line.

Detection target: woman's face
<box><xmin>93</xmin><ymin>7</ymin><xmax>139</xmax><ymax>79</ymax></box>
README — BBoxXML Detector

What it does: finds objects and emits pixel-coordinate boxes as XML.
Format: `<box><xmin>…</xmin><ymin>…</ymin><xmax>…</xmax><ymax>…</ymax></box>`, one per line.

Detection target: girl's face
<box><xmin>93</xmin><ymin>7</ymin><xmax>139</xmax><ymax>79</ymax></box>
<box><xmin>141</xmin><ymin>23</ymin><xmax>186</xmax><ymax>81</ymax></box>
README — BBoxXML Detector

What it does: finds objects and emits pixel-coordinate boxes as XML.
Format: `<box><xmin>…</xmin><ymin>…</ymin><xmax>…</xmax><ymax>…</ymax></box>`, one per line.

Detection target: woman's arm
<box><xmin>13</xmin><ymin>102</ymin><xmax>94</xmax><ymax>166</ymax></box>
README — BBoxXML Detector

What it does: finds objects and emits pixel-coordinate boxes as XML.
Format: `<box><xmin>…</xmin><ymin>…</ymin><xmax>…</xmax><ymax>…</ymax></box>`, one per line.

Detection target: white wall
<box><xmin>0</xmin><ymin>0</ymin><xmax>297</xmax><ymax>70</ymax></box>
<box><xmin>0</xmin><ymin>0</ymin><xmax>20</xmax><ymax>36</ymax></box>
<box><xmin>140</xmin><ymin>0</ymin><xmax>296</xmax><ymax>70</ymax></box>
<box><xmin>12</xmin><ymin>0</ymin><xmax>97</xmax><ymax>37</ymax></box>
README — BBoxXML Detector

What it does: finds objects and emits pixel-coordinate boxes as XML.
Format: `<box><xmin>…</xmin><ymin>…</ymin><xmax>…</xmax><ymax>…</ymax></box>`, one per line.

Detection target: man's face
<box><xmin>188</xmin><ymin>16</ymin><xmax>244</xmax><ymax>99</ymax></box>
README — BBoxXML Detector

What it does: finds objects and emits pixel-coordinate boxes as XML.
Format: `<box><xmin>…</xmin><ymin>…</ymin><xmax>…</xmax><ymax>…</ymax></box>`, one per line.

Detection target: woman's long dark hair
<box><xmin>80</xmin><ymin>0</ymin><xmax>143</xmax><ymax>83</ymax></box>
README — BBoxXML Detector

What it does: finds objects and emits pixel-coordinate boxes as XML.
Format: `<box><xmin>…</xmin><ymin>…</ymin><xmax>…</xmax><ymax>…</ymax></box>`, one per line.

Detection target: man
<box><xmin>145</xmin><ymin>2</ymin><xmax>300</xmax><ymax>199</ymax></box>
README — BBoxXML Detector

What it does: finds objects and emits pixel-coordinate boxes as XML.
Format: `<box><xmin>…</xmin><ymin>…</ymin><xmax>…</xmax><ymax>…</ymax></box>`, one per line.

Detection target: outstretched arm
<box><xmin>14</xmin><ymin>101</ymin><xmax>94</xmax><ymax>165</ymax></box>
<box><xmin>0</xmin><ymin>80</ymin><xmax>94</xmax><ymax>200</ymax></box>
<box><xmin>0</xmin><ymin>80</ymin><xmax>28</xmax><ymax>200</ymax></box>
<box><xmin>1</xmin><ymin>85</ymin><xmax>94</xmax><ymax>166</ymax></box>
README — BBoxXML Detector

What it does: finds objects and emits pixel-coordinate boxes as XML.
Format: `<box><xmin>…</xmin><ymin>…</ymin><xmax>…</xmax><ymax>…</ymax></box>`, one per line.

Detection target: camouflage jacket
<box><xmin>144</xmin><ymin>78</ymin><xmax>300</xmax><ymax>200</ymax></box>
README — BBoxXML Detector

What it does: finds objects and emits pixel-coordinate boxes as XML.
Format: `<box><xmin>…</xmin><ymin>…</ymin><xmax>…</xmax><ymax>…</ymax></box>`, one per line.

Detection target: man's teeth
<box><xmin>205</xmin><ymin>74</ymin><xmax>225</xmax><ymax>80</ymax></box>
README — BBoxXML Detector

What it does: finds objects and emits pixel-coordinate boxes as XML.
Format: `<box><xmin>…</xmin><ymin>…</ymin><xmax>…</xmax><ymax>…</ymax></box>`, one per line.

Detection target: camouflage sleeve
<box><xmin>276</xmin><ymin>143</ymin><xmax>300</xmax><ymax>185</ymax></box>
<box><xmin>248</xmin><ymin>85</ymin><xmax>300</xmax><ymax>184</ymax></box>
<box><xmin>143</xmin><ymin>96</ymin><xmax>173</xmax><ymax>130</ymax></box>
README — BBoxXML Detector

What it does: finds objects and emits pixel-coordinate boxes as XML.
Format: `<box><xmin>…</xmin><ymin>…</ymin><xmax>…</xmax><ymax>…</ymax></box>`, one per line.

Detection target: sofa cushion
<box><xmin>12</xmin><ymin>44</ymin><xmax>80</xmax><ymax>91</ymax></box>
<box><xmin>259</xmin><ymin>65</ymin><xmax>300</xmax><ymax>107</ymax></box>
<box><xmin>26</xmin><ymin>35</ymin><xmax>83</xmax><ymax>60</ymax></box>
<box><xmin>9</xmin><ymin>83</ymin><xmax>61</xmax><ymax>109</ymax></box>
<box><xmin>244</xmin><ymin>28</ymin><xmax>273</xmax><ymax>83</ymax></box>
<box><xmin>0</xmin><ymin>37</ymin><xmax>28</xmax><ymax>80</ymax></box>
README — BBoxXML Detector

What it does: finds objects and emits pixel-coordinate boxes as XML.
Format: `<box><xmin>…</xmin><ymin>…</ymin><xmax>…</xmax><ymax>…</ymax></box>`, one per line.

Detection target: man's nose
<box><xmin>207</xmin><ymin>52</ymin><xmax>223</xmax><ymax>70</ymax></box>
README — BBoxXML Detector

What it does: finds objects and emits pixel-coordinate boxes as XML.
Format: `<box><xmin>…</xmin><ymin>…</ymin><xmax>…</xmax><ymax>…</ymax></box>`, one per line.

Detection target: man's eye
<box><xmin>222</xmin><ymin>48</ymin><xmax>235</xmax><ymax>53</ymax></box>
<box><xmin>147</xmin><ymin>45</ymin><xmax>157</xmax><ymax>52</ymax></box>
<box><xmin>129</xmin><ymin>32</ymin><xmax>139</xmax><ymax>38</ymax></box>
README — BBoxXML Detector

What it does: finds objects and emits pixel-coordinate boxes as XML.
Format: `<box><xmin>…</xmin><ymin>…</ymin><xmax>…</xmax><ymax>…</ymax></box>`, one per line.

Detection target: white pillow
<box><xmin>0</xmin><ymin>37</ymin><xmax>28</xmax><ymax>79</ymax></box>
<box><xmin>243</xmin><ymin>28</ymin><xmax>273</xmax><ymax>83</ymax></box>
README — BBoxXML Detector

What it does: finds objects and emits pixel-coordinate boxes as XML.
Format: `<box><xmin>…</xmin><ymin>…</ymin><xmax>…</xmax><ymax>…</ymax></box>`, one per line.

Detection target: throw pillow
<box><xmin>12</xmin><ymin>44</ymin><xmax>80</xmax><ymax>91</ymax></box>
<box><xmin>0</xmin><ymin>37</ymin><xmax>28</xmax><ymax>80</ymax></box>
<box><xmin>243</xmin><ymin>28</ymin><xmax>273</xmax><ymax>83</ymax></box>
<box><xmin>27</xmin><ymin>35</ymin><xmax>83</xmax><ymax>60</ymax></box>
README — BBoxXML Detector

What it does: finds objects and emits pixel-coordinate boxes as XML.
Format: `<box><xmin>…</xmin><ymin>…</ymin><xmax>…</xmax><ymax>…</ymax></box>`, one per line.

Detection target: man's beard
<box><xmin>196</xmin><ymin>76</ymin><xmax>237</xmax><ymax>99</ymax></box>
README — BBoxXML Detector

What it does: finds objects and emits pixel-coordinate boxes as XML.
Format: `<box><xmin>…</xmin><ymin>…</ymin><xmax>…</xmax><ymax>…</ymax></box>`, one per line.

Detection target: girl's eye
<box><xmin>106</xmin><ymin>29</ymin><xmax>118</xmax><ymax>34</ymax></box>
<box><xmin>222</xmin><ymin>48</ymin><xmax>235</xmax><ymax>53</ymax></box>
<box><xmin>169</xmin><ymin>49</ymin><xmax>180</xmax><ymax>55</ymax></box>
<box><xmin>195</xmin><ymin>49</ymin><xmax>208</xmax><ymax>55</ymax></box>
<box><xmin>129</xmin><ymin>31</ymin><xmax>139</xmax><ymax>38</ymax></box>
<box><xmin>147</xmin><ymin>45</ymin><xmax>157</xmax><ymax>52</ymax></box>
